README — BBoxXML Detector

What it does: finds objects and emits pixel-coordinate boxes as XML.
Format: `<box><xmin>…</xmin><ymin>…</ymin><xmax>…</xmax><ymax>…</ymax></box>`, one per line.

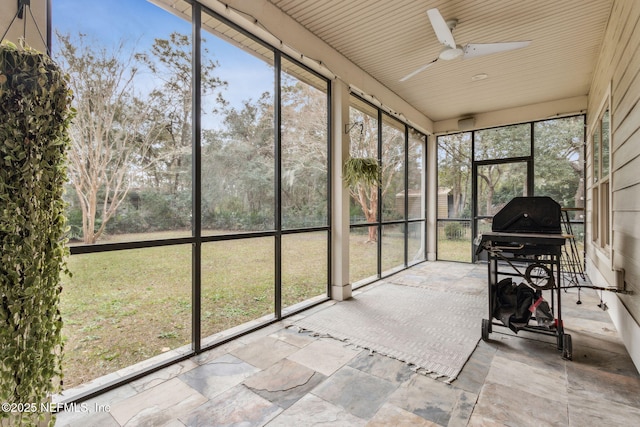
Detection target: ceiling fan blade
<box><xmin>426</xmin><ymin>8</ymin><xmax>456</xmax><ymax>49</ymax></box>
<box><xmin>463</xmin><ymin>41</ymin><xmax>531</xmax><ymax>59</ymax></box>
<box><xmin>399</xmin><ymin>58</ymin><xmax>438</xmax><ymax>82</ymax></box>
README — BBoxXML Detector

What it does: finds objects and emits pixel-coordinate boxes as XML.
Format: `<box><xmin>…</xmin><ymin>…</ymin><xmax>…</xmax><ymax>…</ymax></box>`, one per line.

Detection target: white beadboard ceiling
<box><xmin>268</xmin><ymin>0</ymin><xmax>612</xmax><ymax>122</ymax></box>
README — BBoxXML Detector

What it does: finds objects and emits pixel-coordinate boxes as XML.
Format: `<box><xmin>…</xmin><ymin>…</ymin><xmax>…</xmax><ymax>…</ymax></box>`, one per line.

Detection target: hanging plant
<box><xmin>0</xmin><ymin>40</ymin><xmax>73</xmax><ymax>426</ymax></box>
<box><xmin>342</xmin><ymin>157</ymin><xmax>381</xmax><ymax>188</ymax></box>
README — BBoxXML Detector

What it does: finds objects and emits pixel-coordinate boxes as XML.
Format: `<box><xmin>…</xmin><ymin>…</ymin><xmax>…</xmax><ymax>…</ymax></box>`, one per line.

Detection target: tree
<box><xmin>201</xmin><ymin>74</ymin><xmax>330</xmax><ymax>231</ymax></box>
<box><xmin>533</xmin><ymin>117</ymin><xmax>585</xmax><ymax>213</ymax></box>
<box><xmin>438</xmin><ymin>133</ymin><xmax>471</xmax><ymax>218</ymax></box>
<box><xmin>57</xmin><ymin>33</ymin><xmax>157</xmax><ymax>244</ymax></box>
<box><xmin>280</xmin><ymin>78</ymin><xmax>329</xmax><ymax>227</ymax></box>
<box><xmin>58</xmin><ymin>32</ymin><xmax>228</xmax><ymax>243</ymax></box>
<box><xmin>348</xmin><ymin>113</ymin><xmax>379</xmax><ymax>242</ymax></box>
<box><xmin>474</xmin><ymin>124</ymin><xmax>531</xmax><ymax>214</ymax></box>
<box><xmin>136</xmin><ymin>32</ymin><xmax>227</xmax><ymax>194</ymax></box>
<box><xmin>202</xmin><ymin>92</ymin><xmax>275</xmax><ymax>230</ymax></box>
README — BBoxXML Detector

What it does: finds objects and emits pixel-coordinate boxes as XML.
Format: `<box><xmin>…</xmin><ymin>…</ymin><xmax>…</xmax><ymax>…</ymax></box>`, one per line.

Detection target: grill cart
<box><xmin>476</xmin><ymin>196</ymin><xmax>572</xmax><ymax>359</ymax></box>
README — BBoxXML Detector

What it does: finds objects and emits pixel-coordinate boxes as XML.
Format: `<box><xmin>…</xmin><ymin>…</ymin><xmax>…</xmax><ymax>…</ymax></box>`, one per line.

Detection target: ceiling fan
<box><xmin>399</xmin><ymin>8</ymin><xmax>531</xmax><ymax>81</ymax></box>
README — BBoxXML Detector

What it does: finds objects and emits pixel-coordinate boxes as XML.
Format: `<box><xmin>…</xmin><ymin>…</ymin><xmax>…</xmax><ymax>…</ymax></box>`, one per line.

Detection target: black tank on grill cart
<box><xmin>492</xmin><ymin>196</ymin><xmax>561</xmax><ymax>234</ymax></box>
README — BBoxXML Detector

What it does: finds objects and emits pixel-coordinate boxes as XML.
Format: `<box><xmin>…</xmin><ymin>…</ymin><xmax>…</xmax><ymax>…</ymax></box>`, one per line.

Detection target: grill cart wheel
<box><xmin>482</xmin><ymin>318</ymin><xmax>491</xmax><ymax>341</ymax></box>
<box><xmin>525</xmin><ymin>263</ymin><xmax>555</xmax><ymax>290</ymax></box>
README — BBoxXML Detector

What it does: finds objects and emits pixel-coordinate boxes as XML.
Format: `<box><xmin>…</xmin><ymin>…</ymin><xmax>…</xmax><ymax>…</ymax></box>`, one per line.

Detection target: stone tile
<box><xmin>348</xmin><ymin>352</ymin><xmax>414</xmax><ymax>384</ymax></box>
<box><xmin>181</xmin><ymin>385</ymin><xmax>281</xmax><ymax>427</ymax></box>
<box><xmin>236</xmin><ymin>323</ymin><xmax>287</xmax><ymax>346</ymax></box>
<box><xmin>266</xmin><ymin>394</ymin><xmax>366</xmax><ymax>426</ymax></box>
<box><xmin>179</xmin><ymin>353</ymin><xmax>259</xmax><ymax>399</ymax></box>
<box><xmin>566</xmin><ymin>361</ymin><xmax>640</xmax><ymax>407</ymax></box>
<box><xmin>243</xmin><ymin>358</ymin><xmax>326</xmax><ymax>409</ymax></box>
<box><xmin>452</xmin><ymin>341</ymin><xmax>496</xmax><ymax>394</ymax></box>
<box><xmin>561</xmin><ymin>290</ymin><xmax>612</xmax><ymax>321</ymax></box>
<box><xmin>231</xmin><ymin>336</ymin><xmax>300</xmax><ymax>369</ymax></box>
<box><xmin>472</xmin><ymin>382</ymin><xmax>568</xmax><ymax>426</ymax></box>
<box><xmin>54</xmin><ymin>384</ymin><xmax>136</xmax><ymax>426</ymax></box>
<box><xmin>567</xmin><ymin>331</ymin><xmax>639</xmax><ymax>377</ymax></box>
<box><xmin>448</xmin><ymin>390</ymin><xmax>478</xmax><ymax>427</ymax></box>
<box><xmin>129</xmin><ymin>359</ymin><xmax>199</xmax><ymax>393</ymax></box>
<box><xmin>192</xmin><ymin>341</ymin><xmax>242</xmax><ymax>365</ymax></box>
<box><xmin>287</xmin><ymin>338</ymin><xmax>362</xmax><ymax>376</ymax></box>
<box><xmin>269</xmin><ymin>327</ymin><xmax>317</xmax><ymax>348</ymax></box>
<box><xmin>112</xmin><ymin>346</ymin><xmax>192</xmax><ymax>381</ymax></box>
<box><xmin>313</xmin><ymin>366</ymin><xmax>398</xmax><ymax>420</ymax></box>
<box><xmin>287</xmin><ymin>300</ymin><xmax>337</xmax><ymax>321</ymax></box>
<box><xmin>485</xmin><ymin>355</ymin><xmax>567</xmax><ymax>405</ymax></box>
<box><xmin>109</xmin><ymin>378</ymin><xmax>207</xmax><ymax>426</ymax></box>
<box><xmin>567</xmin><ymin>392</ymin><xmax>640</xmax><ymax>426</ymax></box>
<box><xmin>565</xmin><ymin>326</ymin><xmax>629</xmax><ymax>355</ymax></box>
<box><xmin>565</xmin><ymin>317</ymin><xmax>621</xmax><ymax>339</ymax></box>
<box><xmin>366</xmin><ymin>403</ymin><xmax>437</xmax><ymax>427</ymax></box>
<box><xmin>387</xmin><ymin>373</ymin><xmax>465</xmax><ymax>426</ymax></box>
<box><xmin>467</xmin><ymin>413</ymin><xmax>510</xmax><ymax>427</ymax></box>
<box><xmin>55</xmin><ymin>371</ymin><xmax>122</xmax><ymax>403</ymax></box>
<box><xmin>489</xmin><ymin>334</ymin><xmax>567</xmax><ymax>375</ymax></box>
<box><xmin>54</xmin><ymin>410</ymin><xmax>119</xmax><ymax>427</ymax></box>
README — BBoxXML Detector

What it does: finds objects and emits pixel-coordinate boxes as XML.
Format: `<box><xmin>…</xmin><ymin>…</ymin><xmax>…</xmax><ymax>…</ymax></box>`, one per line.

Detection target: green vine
<box><xmin>342</xmin><ymin>157</ymin><xmax>381</xmax><ymax>188</ymax></box>
<box><xmin>0</xmin><ymin>41</ymin><xmax>73</xmax><ymax>426</ymax></box>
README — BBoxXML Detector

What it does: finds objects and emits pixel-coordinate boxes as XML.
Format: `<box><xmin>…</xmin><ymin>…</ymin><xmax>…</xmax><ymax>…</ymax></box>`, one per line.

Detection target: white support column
<box><xmin>330</xmin><ymin>79</ymin><xmax>352</xmax><ymax>301</ymax></box>
<box><xmin>426</xmin><ymin>133</ymin><xmax>438</xmax><ymax>261</ymax></box>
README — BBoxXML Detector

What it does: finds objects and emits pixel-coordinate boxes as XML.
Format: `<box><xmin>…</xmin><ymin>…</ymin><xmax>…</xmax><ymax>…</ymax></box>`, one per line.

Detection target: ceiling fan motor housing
<box><xmin>439</xmin><ymin>46</ymin><xmax>464</xmax><ymax>60</ymax></box>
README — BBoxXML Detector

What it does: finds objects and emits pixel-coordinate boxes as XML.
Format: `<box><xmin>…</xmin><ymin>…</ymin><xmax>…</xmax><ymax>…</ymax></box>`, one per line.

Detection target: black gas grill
<box><xmin>477</xmin><ymin>196</ymin><xmax>566</xmax><ymax>257</ymax></box>
<box><xmin>493</xmin><ymin>196</ymin><xmax>562</xmax><ymax>234</ymax></box>
<box><xmin>476</xmin><ymin>196</ymin><xmax>571</xmax><ymax>359</ymax></box>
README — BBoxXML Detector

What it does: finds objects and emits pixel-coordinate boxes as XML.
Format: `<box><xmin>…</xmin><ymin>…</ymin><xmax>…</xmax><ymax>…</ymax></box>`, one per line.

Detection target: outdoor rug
<box><xmin>289</xmin><ymin>282</ymin><xmax>486</xmax><ymax>382</ymax></box>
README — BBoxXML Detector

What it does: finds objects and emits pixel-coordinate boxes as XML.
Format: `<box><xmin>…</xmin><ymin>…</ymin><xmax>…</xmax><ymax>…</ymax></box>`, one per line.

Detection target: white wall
<box><xmin>586</xmin><ymin>0</ymin><xmax>640</xmax><ymax>371</ymax></box>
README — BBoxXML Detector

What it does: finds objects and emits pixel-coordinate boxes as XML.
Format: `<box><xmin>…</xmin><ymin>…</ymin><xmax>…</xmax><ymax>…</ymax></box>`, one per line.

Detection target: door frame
<box><xmin>472</xmin><ymin>157</ymin><xmax>534</xmax><ymax>261</ymax></box>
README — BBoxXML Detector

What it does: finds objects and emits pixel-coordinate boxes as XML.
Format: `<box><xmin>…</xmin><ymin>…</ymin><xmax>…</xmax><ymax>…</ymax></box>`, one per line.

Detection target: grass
<box><xmin>438</xmin><ymin>239</ymin><xmax>474</xmax><ymax>262</ymax></box>
<box><xmin>60</xmin><ymin>244</ymin><xmax>192</xmax><ymax>387</ymax></box>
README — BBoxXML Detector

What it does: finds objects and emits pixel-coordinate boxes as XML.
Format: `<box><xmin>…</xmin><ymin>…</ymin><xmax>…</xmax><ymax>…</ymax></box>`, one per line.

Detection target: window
<box><xmin>591</xmin><ymin>99</ymin><xmax>611</xmax><ymax>250</ymax></box>
<box><xmin>54</xmin><ymin>0</ymin><xmax>331</xmax><ymax>390</ymax></box>
<box><xmin>348</xmin><ymin>95</ymin><xmax>427</xmax><ymax>285</ymax></box>
<box><xmin>474</xmin><ymin>123</ymin><xmax>531</xmax><ymax>161</ymax></box>
<box><xmin>437</xmin><ymin>132</ymin><xmax>472</xmax><ymax>262</ymax></box>
<box><xmin>437</xmin><ymin>115</ymin><xmax>586</xmax><ymax>263</ymax></box>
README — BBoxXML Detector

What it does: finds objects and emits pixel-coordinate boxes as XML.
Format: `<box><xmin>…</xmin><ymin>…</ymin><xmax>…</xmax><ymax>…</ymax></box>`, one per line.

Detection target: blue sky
<box><xmin>52</xmin><ymin>0</ymin><xmax>274</xmax><ymax>121</ymax></box>
<box><xmin>53</xmin><ymin>0</ymin><xmax>182</xmax><ymax>48</ymax></box>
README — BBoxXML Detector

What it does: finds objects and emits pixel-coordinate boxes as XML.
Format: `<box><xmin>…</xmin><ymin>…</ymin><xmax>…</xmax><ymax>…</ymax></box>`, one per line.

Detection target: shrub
<box><xmin>444</xmin><ymin>222</ymin><xmax>465</xmax><ymax>240</ymax></box>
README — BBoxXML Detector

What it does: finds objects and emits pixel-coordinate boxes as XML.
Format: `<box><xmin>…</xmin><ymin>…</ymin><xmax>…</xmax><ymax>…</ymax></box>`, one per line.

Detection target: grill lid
<box><xmin>492</xmin><ymin>196</ymin><xmax>561</xmax><ymax>234</ymax></box>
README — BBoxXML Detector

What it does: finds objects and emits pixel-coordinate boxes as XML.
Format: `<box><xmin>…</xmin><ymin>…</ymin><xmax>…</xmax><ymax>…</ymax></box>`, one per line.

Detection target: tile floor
<box><xmin>55</xmin><ymin>261</ymin><xmax>640</xmax><ymax>426</ymax></box>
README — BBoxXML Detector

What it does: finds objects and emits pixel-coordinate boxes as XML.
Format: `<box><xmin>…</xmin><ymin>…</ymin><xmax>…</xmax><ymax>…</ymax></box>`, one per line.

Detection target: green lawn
<box><xmin>437</xmin><ymin>239</ymin><xmax>473</xmax><ymax>262</ymax></box>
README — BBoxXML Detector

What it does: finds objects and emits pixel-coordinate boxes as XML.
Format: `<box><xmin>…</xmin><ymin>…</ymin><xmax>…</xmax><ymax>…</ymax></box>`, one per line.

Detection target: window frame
<box><xmin>589</xmin><ymin>86</ymin><xmax>612</xmax><ymax>255</ymax></box>
<box><xmin>347</xmin><ymin>93</ymin><xmax>428</xmax><ymax>287</ymax></box>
